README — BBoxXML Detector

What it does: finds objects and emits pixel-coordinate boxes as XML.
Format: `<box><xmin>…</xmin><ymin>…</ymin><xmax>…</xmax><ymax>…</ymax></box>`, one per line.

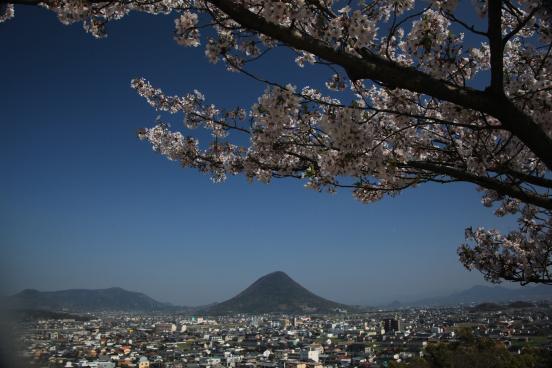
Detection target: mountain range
<box><xmin>8</xmin><ymin>273</ymin><xmax>552</xmax><ymax>314</ymax></box>
<box><xmin>8</xmin><ymin>287</ymin><xmax>174</xmax><ymax>312</ymax></box>
<box><xmin>7</xmin><ymin>271</ymin><xmax>349</xmax><ymax>314</ymax></box>
<box><xmin>390</xmin><ymin>284</ymin><xmax>552</xmax><ymax>308</ymax></box>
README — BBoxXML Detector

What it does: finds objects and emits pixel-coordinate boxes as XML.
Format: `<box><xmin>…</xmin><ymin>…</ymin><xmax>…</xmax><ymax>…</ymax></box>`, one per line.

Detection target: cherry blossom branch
<box><xmin>408</xmin><ymin>161</ymin><xmax>552</xmax><ymax>210</ymax></box>
<box><xmin>502</xmin><ymin>6</ymin><xmax>540</xmax><ymax>46</ymax></box>
<box><xmin>207</xmin><ymin>0</ymin><xmax>552</xmax><ymax>171</ymax></box>
<box><xmin>442</xmin><ymin>11</ymin><xmax>487</xmax><ymax>37</ymax></box>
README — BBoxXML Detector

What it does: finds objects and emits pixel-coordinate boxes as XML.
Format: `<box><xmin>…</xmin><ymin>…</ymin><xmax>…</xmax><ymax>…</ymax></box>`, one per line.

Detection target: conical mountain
<box><xmin>203</xmin><ymin>271</ymin><xmax>348</xmax><ymax>314</ymax></box>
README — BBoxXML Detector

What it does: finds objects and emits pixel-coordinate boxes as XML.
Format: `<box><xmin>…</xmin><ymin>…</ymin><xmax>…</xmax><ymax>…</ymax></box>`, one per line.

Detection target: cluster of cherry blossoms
<box><xmin>174</xmin><ymin>11</ymin><xmax>200</xmax><ymax>47</ymax></box>
<box><xmin>459</xmin><ymin>201</ymin><xmax>552</xmax><ymax>284</ymax></box>
<box><xmin>0</xmin><ymin>3</ymin><xmax>14</xmax><ymax>22</ymax></box>
<box><xmin>5</xmin><ymin>0</ymin><xmax>552</xmax><ymax>285</ymax></box>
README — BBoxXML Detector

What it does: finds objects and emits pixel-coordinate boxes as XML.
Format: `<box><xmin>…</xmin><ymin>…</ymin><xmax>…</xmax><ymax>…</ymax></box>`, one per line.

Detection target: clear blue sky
<box><xmin>1</xmin><ymin>5</ymin><xmax>515</xmax><ymax>306</ymax></box>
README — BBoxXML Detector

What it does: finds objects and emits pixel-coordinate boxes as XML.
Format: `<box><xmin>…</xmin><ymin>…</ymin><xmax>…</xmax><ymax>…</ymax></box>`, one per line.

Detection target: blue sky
<box><xmin>1</xmin><ymin>5</ymin><xmax>516</xmax><ymax>306</ymax></box>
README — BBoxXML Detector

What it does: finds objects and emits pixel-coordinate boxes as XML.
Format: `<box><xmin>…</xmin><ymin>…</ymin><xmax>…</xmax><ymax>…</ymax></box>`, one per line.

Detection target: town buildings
<box><xmin>10</xmin><ymin>305</ymin><xmax>552</xmax><ymax>368</ymax></box>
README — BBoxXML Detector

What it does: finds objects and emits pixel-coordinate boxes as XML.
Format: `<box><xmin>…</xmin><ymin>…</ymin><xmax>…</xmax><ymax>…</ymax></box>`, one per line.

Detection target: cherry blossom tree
<box><xmin>3</xmin><ymin>0</ymin><xmax>551</xmax><ymax>285</ymax></box>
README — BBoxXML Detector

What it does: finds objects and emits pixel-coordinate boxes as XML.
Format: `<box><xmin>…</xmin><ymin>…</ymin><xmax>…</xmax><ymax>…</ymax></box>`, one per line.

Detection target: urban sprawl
<box><xmin>12</xmin><ymin>306</ymin><xmax>552</xmax><ymax>368</ymax></box>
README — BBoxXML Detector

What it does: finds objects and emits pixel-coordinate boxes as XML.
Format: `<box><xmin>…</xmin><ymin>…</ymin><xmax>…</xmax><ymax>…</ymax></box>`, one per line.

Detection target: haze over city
<box><xmin>1</xmin><ymin>5</ymin><xmax>517</xmax><ymax>307</ymax></box>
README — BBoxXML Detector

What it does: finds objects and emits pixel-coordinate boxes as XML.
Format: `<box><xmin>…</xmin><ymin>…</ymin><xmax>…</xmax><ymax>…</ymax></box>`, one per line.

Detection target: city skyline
<box><xmin>1</xmin><ymin>6</ymin><xmax>517</xmax><ymax>307</ymax></box>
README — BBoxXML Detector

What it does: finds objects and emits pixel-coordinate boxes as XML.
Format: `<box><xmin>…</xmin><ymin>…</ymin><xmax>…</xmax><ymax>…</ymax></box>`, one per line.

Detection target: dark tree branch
<box><xmin>502</xmin><ymin>6</ymin><xmax>540</xmax><ymax>46</ymax></box>
<box><xmin>407</xmin><ymin>161</ymin><xmax>552</xmax><ymax>210</ymax></box>
<box><xmin>444</xmin><ymin>11</ymin><xmax>488</xmax><ymax>37</ymax></box>
<box><xmin>488</xmin><ymin>0</ymin><xmax>504</xmax><ymax>93</ymax></box>
<box><xmin>491</xmin><ymin>167</ymin><xmax>552</xmax><ymax>189</ymax></box>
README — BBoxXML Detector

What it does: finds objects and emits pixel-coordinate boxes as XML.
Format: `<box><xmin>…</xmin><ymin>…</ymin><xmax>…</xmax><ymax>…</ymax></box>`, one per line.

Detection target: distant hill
<box><xmin>410</xmin><ymin>285</ymin><xmax>552</xmax><ymax>307</ymax></box>
<box><xmin>508</xmin><ymin>300</ymin><xmax>535</xmax><ymax>308</ymax></box>
<box><xmin>9</xmin><ymin>287</ymin><xmax>174</xmax><ymax>312</ymax></box>
<box><xmin>10</xmin><ymin>309</ymin><xmax>93</xmax><ymax>321</ymax></box>
<box><xmin>469</xmin><ymin>301</ymin><xmax>536</xmax><ymax>313</ymax></box>
<box><xmin>202</xmin><ymin>271</ymin><xmax>349</xmax><ymax>315</ymax></box>
<box><xmin>470</xmin><ymin>302</ymin><xmax>503</xmax><ymax>312</ymax></box>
